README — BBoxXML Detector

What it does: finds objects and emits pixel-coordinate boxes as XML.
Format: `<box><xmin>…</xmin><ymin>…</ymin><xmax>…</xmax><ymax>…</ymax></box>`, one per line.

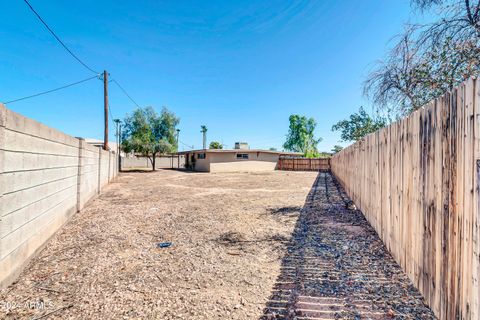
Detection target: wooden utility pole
<box><xmin>103</xmin><ymin>70</ymin><xmax>109</xmax><ymax>150</ymax></box>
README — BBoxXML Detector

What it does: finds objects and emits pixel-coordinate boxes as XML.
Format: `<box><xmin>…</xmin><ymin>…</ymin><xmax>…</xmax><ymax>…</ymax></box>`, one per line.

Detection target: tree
<box><xmin>269</xmin><ymin>147</ymin><xmax>278</xmax><ymax>151</ymax></box>
<box><xmin>283</xmin><ymin>114</ymin><xmax>322</xmax><ymax>158</ymax></box>
<box><xmin>122</xmin><ymin>106</ymin><xmax>180</xmax><ymax>171</ymax></box>
<box><xmin>209</xmin><ymin>141</ymin><xmax>223</xmax><ymax>149</ymax></box>
<box><xmin>331</xmin><ymin>145</ymin><xmax>343</xmax><ymax>154</ymax></box>
<box><xmin>412</xmin><ymin>0</ymin><xmax>480</xmax><ymax>38</ymax></box>
<box><xmin>200</xmin><ymin>125</ymin><xmax>208</xmax><ymax>149</ymax></box>
<box><xmin>365</xmin><ymin>0</ymin><xmax>480</xmax><ymax>115</ymax></box>
<box><xmin>331</xmin><ymin>107</ymin><xmax>387</xmax><ymax>142</ymax></box>
<box><xmin>364</xmin><ymin>30</ymin><xmax>434</xmax><ymax>115</ymax></box>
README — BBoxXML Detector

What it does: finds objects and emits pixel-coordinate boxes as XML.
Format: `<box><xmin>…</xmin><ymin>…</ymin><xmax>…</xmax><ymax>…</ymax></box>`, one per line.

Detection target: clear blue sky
<box><xmin>1</xmin><ymin>0</ymin><xmax>424</xmax><ymax>151</ymax></box>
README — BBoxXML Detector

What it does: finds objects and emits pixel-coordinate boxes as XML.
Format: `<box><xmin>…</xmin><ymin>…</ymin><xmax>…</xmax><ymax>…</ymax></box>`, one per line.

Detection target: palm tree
<box><xmin>200</xmin><ymin>125</ymin><xmax>208</xmax><ymax>149</ymax></box>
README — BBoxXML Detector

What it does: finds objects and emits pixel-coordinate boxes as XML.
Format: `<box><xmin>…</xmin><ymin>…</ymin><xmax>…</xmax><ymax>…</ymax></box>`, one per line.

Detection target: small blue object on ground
<box><xmin>157</xmin><ymin>242</ymin><xmax>172</xmax><ymax>248</ymax></box>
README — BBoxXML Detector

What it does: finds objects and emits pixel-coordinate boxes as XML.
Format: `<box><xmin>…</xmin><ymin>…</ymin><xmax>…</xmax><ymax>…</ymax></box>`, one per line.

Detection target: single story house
<box><xmin>177</xmin><ymin>148</ymin><xmax>301</xmax><ymax>172</ymax></box>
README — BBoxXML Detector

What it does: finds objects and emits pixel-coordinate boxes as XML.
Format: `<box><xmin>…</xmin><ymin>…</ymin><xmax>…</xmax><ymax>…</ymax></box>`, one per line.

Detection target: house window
<box><xmin>236</xmin><ymin>153</ymin><xmax>249</xmax><ymax>159</ymax></box>
<box><xmin>197</xmin><ymin>153</ymin><xmax>206</xmax><ymax>159</ymax></box>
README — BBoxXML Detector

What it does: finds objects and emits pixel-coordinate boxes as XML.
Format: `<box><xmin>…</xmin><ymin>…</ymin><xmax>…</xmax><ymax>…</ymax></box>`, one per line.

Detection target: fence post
<box><xmin>76</xmin><ymin>138</ymin><xmax>85</xmax><ymax>212</ymax></box>
<box><xmin>108</xmin><ymin>150</ymin><xmax>111</xmax><ymax>182</ymax></box>
<box><xmin>97</xmin><ymin>147</ymin><xmax>102</xmax><ymax>194</ymax></box>
<box><xmin>114</xmin><ymin>151</ymin><xmax>117</xmax><ymax>178</ymax></box>
<box><xmin>0</xmin><ymin>104</ymin><xmax>6</xmax><ymax>221</ymax></box>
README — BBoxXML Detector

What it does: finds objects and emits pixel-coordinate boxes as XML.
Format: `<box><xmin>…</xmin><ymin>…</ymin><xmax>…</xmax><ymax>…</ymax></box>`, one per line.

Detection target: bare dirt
<box><xmin>1</xmin><ymin>170</ymin><xmax>318</xmax><ymax>319</ymax></box>
<box><xmin>0</xmin><ymin>170</ymin><xmax>435</xmax><ymax>319</ymax></box>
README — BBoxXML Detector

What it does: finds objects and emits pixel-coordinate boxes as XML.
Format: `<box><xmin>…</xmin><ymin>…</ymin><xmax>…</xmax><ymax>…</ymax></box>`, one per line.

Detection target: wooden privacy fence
<box><xmin>331</xmin><ymin>77</ymin><xmax>480</xmax><ymax>320</ymax></box>
<box><xmin>277</xmin><ymin>157</ymin><xmax>330</xmax><ymax>171</ymax></box>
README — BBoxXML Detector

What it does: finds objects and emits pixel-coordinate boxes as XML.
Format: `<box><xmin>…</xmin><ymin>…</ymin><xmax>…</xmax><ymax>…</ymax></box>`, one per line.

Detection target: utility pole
<box><xmin>176</xmin><ymin>129</ymin><xmax>181</xmax><ymax>168</ymax></box>
<box><xmin>103</xmin><ymin>70</ymin><xmax>109</xmax><ymax>150</ymax></box>
<box><xmin>118</xmin><ymin>122</ymin><xmax>122</xmax><ymax>171</ymax></box>
<box><xmin>113</xmin><ymin>119</ymin><xmax>120</xmax><ymax>173</ymax></box>
<box><xmin>176</xmin><ymin>129</ymin><xmax>180</xmax><ymax>151</ymax></box>
<box><xmin>114</xmin><ymin>119</ymin><xmax>119</xmax><ymax>150</ymax></box>
<box><xmin>200</xmin><ymin>125</ymin><xmax>207</xmax><ymax>150</ymax></box>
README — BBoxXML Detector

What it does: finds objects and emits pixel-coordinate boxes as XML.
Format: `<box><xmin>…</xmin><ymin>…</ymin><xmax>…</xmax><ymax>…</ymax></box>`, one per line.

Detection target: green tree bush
<box><xmin>122</xmin><ymin>106</ymin><xmax>180</xmax><ymax>170</ymax></box>
<box><xmin>209</xmin><ymin>141</ymin><xmax>223</xmax><ymax>149</ymax></box>
<box><xmin>331</xmin><ymin>107</ymin><xmax>386</xmax><ymax>142</ymax></box>
<box><xmin>283</xmin><ymin>114</ymin><xmax>322</xmax><ymax>158</ymax></box>
<box><xmin>331</xmin><ymin>145</ymin><xmax>343</xmax><ymax>154</ymax></box>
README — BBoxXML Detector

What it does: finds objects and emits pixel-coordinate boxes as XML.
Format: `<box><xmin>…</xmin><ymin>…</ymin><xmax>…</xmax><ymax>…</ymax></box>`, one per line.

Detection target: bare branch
<box><xmin>364</xmin><ymin>0</ymin><xmax>480</xmax><ymax>115</ymax></box>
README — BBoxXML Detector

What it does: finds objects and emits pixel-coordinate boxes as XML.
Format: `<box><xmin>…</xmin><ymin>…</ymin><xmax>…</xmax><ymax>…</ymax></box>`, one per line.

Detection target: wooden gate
<box><xmin>277</xmin><ymin>157</ymin><xmax>330</xmax><ymax>171</ymax></box>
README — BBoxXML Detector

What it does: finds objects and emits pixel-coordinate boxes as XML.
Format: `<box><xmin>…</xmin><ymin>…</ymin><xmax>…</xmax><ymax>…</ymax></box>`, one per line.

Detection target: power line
<box><xmin>108</xmin><ymin>103</ymin><xmax>116</xmax><ymax>123</ymax></box>
<box><xmin>179</xmin><ymin>140</ymin><xmax>194</xmax><ymax>149</ymax></box>
<box><xmin>3</xmin><ymin>75</ymin><xmax>99</xmax><ymax>105</ymax></box>
<box><xmin>23</xmin><ymin>0</ymin><xmax>99</xmax><ymax>74</ymax></box>
<box><xmin>22</xmin><ymin>0</ymin><xmax>143</xmax><ymax>113</ymax></box>
<box><xmin>111</xmin><ymin>79</ymin><xmax>141</xmax><ymax>108</ymax></box>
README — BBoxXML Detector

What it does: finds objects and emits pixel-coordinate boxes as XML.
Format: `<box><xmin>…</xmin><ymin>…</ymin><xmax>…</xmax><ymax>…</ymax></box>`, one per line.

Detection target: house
<box><xmin>177</xmin><ymin>143</ymin><xmax>301</xmax><ymax>172</ymax></box>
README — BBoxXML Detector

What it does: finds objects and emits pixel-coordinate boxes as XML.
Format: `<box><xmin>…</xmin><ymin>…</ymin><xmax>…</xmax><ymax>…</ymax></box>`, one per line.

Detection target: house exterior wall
<box><xmin>192</xmin><ymin>151</ymin><xmax>279</xmax><ymax>172</ymax></box>
<box><xmin>194</xmin><ymin>153</ymin><xmax>210</xmax><ymax>172</ymax></box>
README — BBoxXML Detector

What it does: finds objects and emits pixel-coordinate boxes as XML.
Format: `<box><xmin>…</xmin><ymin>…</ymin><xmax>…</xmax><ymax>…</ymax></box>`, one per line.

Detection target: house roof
<box><xmin>84</xmin><ymin>138</ymin><xmax>118</xmax><ymax>151</ymax></box>
<box><xmin>175</xmin><ymin>149</ymin><xmax>302</xmax><ymax>156</ymax></box>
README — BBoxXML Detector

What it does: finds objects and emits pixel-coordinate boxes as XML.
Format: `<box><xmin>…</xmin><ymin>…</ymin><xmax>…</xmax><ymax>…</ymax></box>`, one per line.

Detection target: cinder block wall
<box><xmin>0</xmin><ymin>104</ymin><xmax>118</xmax><ymax>288</ymax></box>
<box><xmin>121</xmin><ymin>155</ymin><xmax>184</xmax><ymax>169</ymax></box>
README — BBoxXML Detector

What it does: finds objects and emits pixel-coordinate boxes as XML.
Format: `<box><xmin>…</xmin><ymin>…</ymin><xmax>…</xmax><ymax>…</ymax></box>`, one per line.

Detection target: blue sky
<box><xmin>1</xmin><ymin>0</ymin><xmax>425</xmax><ymax>151</ymax></box>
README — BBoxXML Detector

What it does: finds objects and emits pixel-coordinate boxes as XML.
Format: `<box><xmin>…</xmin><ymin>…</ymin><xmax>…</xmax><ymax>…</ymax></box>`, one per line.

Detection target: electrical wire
<box><xmin>108</xmin><ymin>104</ymin><xmax>116</xmax><ymax>125</ymax></box>
<box><xmin>179</xmin><ymin>140</ymin><xmax>194</xmax><ymax>149</ymax></box>
<box><xmin>3</xmin><ymin>75</ymin><xmax>99</xmax><ymax>105</ymax></box>
<box><xmin>111</xmin><ymin>79</ymin><xmax>140</xmax><ymax>108</ymax></box>
<box><xmin>21</xmin><ymin>0</ymin><xmax>143</xmax><ymax>114</ymax></box>
<box><xmin>23</xmin><ymin>0</ymin><xmax>99</xmax><ymax>74</ymax></box>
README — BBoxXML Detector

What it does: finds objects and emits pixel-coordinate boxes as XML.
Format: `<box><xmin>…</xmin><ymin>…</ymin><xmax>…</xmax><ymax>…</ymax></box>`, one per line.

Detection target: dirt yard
<box><xmin>1</xmin><ymin>170</ymin><xmax>435</xmax><ymax>319</ymax></box>
<box><xmin>0</xmin><ymin>170</ymin><xmax>319</xmax><ymax>319</ymax></box>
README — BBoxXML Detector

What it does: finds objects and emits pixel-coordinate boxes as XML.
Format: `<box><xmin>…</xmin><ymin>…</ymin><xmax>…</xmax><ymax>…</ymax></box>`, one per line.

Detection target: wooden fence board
<box><xmin>277</xmin><ymin>157</ymin><xmax>330</xmax><ymax>171</ymax></box>
<box><xmin>331</xmin><ymin>78</ymin><xmax>480</xmax><ymax>320</ymax></box>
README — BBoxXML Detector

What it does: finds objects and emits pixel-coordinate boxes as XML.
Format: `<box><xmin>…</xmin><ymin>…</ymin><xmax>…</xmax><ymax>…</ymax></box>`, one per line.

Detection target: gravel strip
<box><xmin>261</xmin><ymin>172</ymin><xmax>436</xmax><ymax>319</ymax></box>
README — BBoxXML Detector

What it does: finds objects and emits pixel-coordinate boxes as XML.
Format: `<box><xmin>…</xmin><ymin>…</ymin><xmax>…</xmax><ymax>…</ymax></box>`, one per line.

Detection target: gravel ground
<box><xmin>1</xmin><ymin>170</ymin><xmax>319</xmax><ymax>319</ymax></box>
<box><xmin>262</xmin><ymin>172</ymin><xmax>436</xmax><ymax>320</ymax></box>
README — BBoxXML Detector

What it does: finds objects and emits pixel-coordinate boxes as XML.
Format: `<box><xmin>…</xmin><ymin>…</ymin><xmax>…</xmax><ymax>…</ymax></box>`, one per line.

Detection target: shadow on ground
<box><xmin>268</xmin><ymin>206</ymin><xmax>303</xmax><ymax>215</ymax></box>
<box><xmin>260</xmin><ymin>172</ymin><xmax>435</xmax><ymax>320</ymax></box>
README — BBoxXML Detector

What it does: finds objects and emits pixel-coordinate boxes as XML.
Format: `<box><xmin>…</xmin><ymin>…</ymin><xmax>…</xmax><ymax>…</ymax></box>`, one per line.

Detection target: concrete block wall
<box><xmin>121</xmin><ymin>155</ymin><xmax>185</xmax><ymax>170</ymax></box>
<box><xmin>0</xmin><ymin>104</ymin><xmax>118</xmax><ymax>288</ymax></box>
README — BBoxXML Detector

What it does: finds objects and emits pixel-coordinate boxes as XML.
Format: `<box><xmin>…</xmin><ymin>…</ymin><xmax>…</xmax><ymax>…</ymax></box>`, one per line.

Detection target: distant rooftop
<box><xmin>176</xmin><ymin>148</ymin><xmax>302</xmax><ymax>156</ymax></box>
<box><xmin>84</xmin><ymin>138</ymin><xmax>118</xmax><ymax>151</ymax></box>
